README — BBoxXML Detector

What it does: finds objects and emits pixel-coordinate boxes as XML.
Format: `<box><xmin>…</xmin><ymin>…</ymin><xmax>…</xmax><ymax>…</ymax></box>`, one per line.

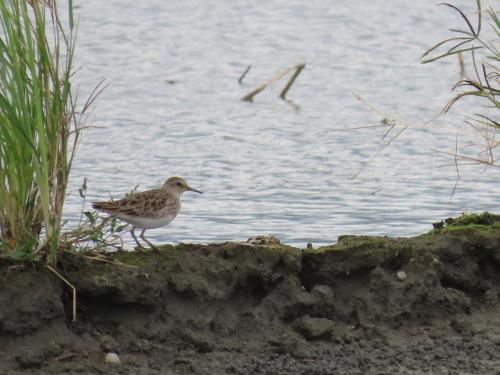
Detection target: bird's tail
<box><xmin>91</xmin><ymin>201</ymin><xmax>116</xmax><ymax>212</ymax></box>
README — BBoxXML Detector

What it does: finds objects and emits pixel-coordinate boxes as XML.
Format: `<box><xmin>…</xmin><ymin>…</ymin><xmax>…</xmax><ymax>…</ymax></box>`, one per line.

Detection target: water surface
<box><xmin>66</xmin><ymin>0</ymin><xmax>499</xmax><ymax>247</ymax></box>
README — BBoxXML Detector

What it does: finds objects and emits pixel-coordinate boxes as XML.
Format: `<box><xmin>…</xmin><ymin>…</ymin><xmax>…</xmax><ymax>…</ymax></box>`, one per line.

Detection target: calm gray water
<box><xmin>65</xmin><ymin>0</ymin><xmax>498</xmax><ymax>247</ymax></box>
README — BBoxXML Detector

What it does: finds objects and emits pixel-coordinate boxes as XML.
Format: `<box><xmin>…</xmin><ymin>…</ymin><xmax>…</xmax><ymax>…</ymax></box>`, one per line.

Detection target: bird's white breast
<box><xmin>116</xmin><ymin>213</ymin><xmax>177</xmax><ymax>229</ymax></box>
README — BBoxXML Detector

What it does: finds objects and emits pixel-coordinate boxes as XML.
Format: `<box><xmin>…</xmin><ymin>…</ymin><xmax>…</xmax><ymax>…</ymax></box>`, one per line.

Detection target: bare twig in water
<box><xmin>241</xmin><ymin>63</ymin><xmax>305</xmax><ymax>102</ymax></box>
<box><xmin>238</xmin><ymin>65</ymin><xmax>251</xmax><ymax>84</ymax></box>
<box><xmin>279</xmin><ymin>63</ymin><xmax>305</xmax><ymax>99</ymax></box>
<box><xmin>458</xmin><ymin>52</ymin><xmax>466</xmax><ymax>78</ymax></box>
<box><xmin>451</xmin><ymin>129</ymin><xmax>461</xmax><ymax>200</ymax></box>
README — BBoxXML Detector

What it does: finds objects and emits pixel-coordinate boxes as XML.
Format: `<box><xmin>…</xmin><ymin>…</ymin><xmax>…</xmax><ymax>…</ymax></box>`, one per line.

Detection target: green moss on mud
<box><xmin>300</xmin><ymin>212</ymin><xmax>499</xmax><ymax>279</ymax></box>
<box><xmin>112</xmin><ymin>241</ymin><xmax>300</xmax><ymax>267</ymax></box>
<box><xmin>109</xmin><ymin>212</ymin><xmax>499</xmax><ymax>272</ymax></box>
<box><xmin>430</xmin><ymin>212</ymin><xmax>500</xmax><ymax>235</ymax></box>
<box><xmin>112</xmin><ymin>245</ymin><xmax>178</xmax><ymax>267</ymax></box>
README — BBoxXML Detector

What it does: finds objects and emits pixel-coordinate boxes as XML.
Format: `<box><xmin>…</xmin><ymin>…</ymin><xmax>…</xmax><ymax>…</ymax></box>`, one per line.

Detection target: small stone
<box><xmin>396</xmin><ymin>270</ymin><xmax>407</xmax><ymax>281</ymax></box>
<box><xmin>104</xmin><ymin>352</ymin><xmax>121</xmax><ymax>365</ymax></box>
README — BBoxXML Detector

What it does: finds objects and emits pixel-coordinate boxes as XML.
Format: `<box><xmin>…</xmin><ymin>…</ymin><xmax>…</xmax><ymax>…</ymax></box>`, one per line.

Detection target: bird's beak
<box><xmin>188</xmin><ymin>186</ymin><xmax>203</xmax><ymax>194</ymax></box>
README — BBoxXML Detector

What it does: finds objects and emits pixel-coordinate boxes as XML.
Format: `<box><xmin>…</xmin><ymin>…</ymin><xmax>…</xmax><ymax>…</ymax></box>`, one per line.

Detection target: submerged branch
<box><xmin>279</xmin><ymin>63</ymin><xmax>305</xmax><ymax>100</ymax></box>
<box><xmin>238</xmin><ymin>65</ymin><xmax>251</xmax><ymax>84</ymax></box>
<box><xmin>241</xmin><ymin>63</ymin><xmax>305</xmax><ymax>102</ymax></box>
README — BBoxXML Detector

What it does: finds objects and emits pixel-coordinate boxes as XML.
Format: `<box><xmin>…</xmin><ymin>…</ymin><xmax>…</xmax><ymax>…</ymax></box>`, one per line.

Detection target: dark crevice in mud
<box><xmin>297</xmin><ymin>257</ymin><xmax>323</xmax><ymax>292</ymax></box>
<box><xmin>297</xmin><ymin>271</ymin><xmax>315</xmax><ymax>293</ymax></box>
<box><xmin>60</xmin><ymin>285</ymin><xmax>75</xmax><ymax>324</ymax></box>
<box><xmin>440</xmin><ymin>254</ymin><xmax>497</xmax><ymax>296</ymax></box>
<box><xmin>439</xmin><ymin>276</ymin><xmax>483</xmax><ymax>296</ymax></box>
<box><xmin>479</xmin><ymin>257</ymin><xmax>500</xmax><ymax>278</ymax></box>
<box><xmin>76</xmin><ymin>294</ymin><xmax>156</xmax><ymax>317</ymax></box>
<box><xmin>380</xmin><ymin>249</ymin><xmax>412</xmax><ymax>270</ymax></box>
<box><xmin>233</xmin><ymin>275</ymin><xmax>271</xmax><ymax>306</ymax></box>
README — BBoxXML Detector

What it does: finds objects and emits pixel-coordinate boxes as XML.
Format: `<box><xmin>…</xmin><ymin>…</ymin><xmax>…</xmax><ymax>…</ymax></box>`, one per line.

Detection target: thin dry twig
<box><xmin>4</xmin><ymin>265</ymin><xmax>25</xmax><ymax>280</ymax></box>
<box><xmin>60</xmin><ymin>213</ymin><xmax>127</xmax><ymax>252</ymax></box>
<box><xmin>330</xmin><ymin>124</ymin><xmax>395</xmax><ymax>132</ymax></box>
<box><xmin>46</xmin><ymin>265</ymin><xmax>77</xmax><ymax>322</ymax></box>
<box><xmin>79</xmin><ymin>253</ymin><xmax>139</xmax><ymax>268</ymax></box>
<box><xmin>349</xmin><ymin>92</ymin><xmax>412</xmax><ymax>178</ymax></box>
<box><xmin>450</xmin><ymin>129</ymin><xmax>461</xmax><ymax>200</ymax></box>
<box><xmin>352</xmin><ymin>124</ymin><xmax>409</xmax><ymax>179</ymax></box>
<box><xmin>432</xmin><ymin>148</ymin><xmax>500</xmax><ymax>167</ymax></box>
<box><xmin>55</xmin><ymin>352</ymin><xmax>76</xmax><ymax>362</ymax></box>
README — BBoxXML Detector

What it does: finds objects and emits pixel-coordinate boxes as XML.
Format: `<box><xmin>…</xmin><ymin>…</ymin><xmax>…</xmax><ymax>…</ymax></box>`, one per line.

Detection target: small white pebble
<box><xmin>396</xmin><ymin>270</ymin><xmax>407</xmax><ymax>281</ymax></box>
<box><xmin>104</xmin><ymin>352</ymin><xmax>121</xmax><ymax>365</ymax></box>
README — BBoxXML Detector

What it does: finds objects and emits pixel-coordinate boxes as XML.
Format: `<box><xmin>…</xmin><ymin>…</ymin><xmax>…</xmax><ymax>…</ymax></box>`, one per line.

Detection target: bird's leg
<box><xmin>140</xmin><ymin>229</ymin><xmax>159</xmax><ymax>252</ymax></box>
<box><xmin>130</xmin><ymin>226</ymin><xmax>144</xmax><ymax>251</ymax></box>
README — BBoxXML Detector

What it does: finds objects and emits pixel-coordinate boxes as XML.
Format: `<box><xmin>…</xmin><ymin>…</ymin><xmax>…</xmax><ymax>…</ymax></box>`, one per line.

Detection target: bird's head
<box><xmin>163</xmin><ymin>177</ymin><xmax>203</xmax><ymax>194</ymax></box>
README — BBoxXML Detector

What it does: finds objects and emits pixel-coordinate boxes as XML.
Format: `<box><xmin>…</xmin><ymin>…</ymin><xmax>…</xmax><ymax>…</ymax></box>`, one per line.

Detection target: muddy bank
<box><xmin>1</xmin><ymin>213</ymin><xmax>500</xmax><ymax>374</ymax></box>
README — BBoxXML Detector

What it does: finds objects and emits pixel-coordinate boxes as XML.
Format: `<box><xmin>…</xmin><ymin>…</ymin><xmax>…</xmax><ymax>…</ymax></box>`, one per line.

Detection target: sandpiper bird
<box><xmin>92</xmin><ymin>176</ymin><xmax>202</xmax><ymax>250</ymax></box>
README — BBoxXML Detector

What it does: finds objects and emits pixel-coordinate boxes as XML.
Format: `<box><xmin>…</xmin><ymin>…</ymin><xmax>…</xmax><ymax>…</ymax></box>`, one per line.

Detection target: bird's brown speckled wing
<box><xmin>92</xmin><ymin>189</ymin><xmax>179</xmax><ymax>218</ymax></box>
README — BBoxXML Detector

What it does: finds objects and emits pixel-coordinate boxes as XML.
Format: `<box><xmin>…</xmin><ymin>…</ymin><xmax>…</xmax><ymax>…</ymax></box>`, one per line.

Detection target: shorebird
<box><xmin>92</xmin><ymin>176</ymin><xmax>202</xmax><ymax>250</ymax></box>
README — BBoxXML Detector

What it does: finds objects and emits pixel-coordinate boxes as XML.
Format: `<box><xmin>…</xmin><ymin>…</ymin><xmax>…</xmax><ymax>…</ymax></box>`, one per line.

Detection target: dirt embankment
<box><xmin>1</xmin><ymin>213</ymin><xmax>500</xmax><ymax>374</ymax></box>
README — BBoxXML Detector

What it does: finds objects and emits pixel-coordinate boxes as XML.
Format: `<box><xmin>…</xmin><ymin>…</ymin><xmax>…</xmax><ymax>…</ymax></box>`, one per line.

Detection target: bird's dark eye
<box><xmin>176</xmin><ymin>182</ymin><xmax>182</xmax><ymax>186</ymax></box>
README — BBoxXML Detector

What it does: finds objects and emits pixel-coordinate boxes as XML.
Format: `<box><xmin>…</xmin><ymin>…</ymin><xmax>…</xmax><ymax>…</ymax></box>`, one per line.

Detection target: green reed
<box><xmin>0</xmin><ymin>0</ymin><xmax>77</xmax><ymax>263</ymax></box>
<box><xmin>421</xmin><ymin>0</ymin><xmax>499</xmax><ymax>153</ymax></box>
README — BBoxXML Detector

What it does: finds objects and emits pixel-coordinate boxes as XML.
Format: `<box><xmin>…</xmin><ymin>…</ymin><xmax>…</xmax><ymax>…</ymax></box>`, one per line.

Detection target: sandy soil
<box><xmin>1</xmin><ymin>213</ymin><xmax>500</xmax><ymax>374</ymax></box>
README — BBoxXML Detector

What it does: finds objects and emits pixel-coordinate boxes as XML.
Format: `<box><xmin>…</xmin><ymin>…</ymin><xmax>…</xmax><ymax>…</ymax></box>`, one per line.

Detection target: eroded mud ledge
<box><xmin>1</xmin><ymin>213</ymin><xmax>500</xmax><ymax>374</ymax></box>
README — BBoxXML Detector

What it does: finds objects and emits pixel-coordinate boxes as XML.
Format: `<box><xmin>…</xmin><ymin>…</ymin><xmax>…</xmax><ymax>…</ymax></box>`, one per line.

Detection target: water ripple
<box><xmin>65</xmin><ymin>0</ymin><xmax>499</xmax><ymax>247</ymax></box>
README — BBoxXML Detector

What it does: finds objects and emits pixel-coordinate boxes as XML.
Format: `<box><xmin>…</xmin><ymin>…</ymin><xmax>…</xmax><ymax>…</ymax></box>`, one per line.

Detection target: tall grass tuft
<box><xmin>0</xmin><ymin>0</ymin><xmax>79</xmax><ymax>264</ymax></box>
<box><xmin>421</xmin><ymin>0</ymin><xmax>499</xmax><ymax>167</ymax></box>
